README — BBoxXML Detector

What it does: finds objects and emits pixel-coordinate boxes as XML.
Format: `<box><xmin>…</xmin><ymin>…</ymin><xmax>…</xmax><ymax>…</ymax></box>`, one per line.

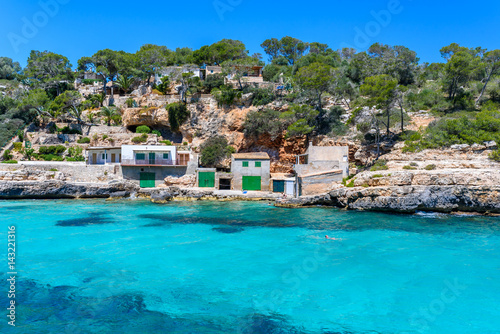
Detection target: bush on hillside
<box><xmin>403</xmin><ymin>107</ymin><xmax>500</xmax><ymax>152</ymax></box>
<box><xmin>132</xmin><ymin>133</ymin><xmax>148</xmax><ymax>143</ymax></box>
<box><xmin>136</xmin><ymin>125</ymin><xmax>151</xmax><ymax>134</ymax></box>
<box><xmin>243</xmin><ymin>108</ymin><xmax>284</xmax><ymax>141</ymax></box>
<box><xmin>200</xmin><ymin>136</ymin><xmax>235</xmax><ymax>167</ymax></box>
<box><xmin>77</xmin><ymin>137</ymin><xmax>91</xmax><ymax>144</ymax></box>
<box><xmin>166</xmin><ymin>102</ymin><xmax>190</xmax><ymax>133</ymax></box>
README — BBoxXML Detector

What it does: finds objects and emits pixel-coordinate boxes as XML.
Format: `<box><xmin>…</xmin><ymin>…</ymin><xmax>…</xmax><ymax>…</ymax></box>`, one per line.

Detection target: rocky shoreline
<box><xmin>276</xmin><ymin>185</ymin><xmax>500</xmax><ymax>214</ymax></box>
<box><xmin>1</xmin><ymin>180</ymin><xmax>499</xmax><ymax>215</ymax></box>
<box><xmin>0</xmin><ymin>181</ymin><xmax>281</xmax><ymax>202</ymax></box>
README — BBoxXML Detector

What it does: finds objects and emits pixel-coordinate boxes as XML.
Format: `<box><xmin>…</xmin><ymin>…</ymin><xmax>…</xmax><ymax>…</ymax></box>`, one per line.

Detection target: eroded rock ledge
<box><xmin>0</xmin><ymin>181</ymin><xmax>139</xmax><ymax>199</ymax></box>
<box><xmin>0</xmin><ymin>181</ymin><xmax>280</xmax><ymax>202</ymax></box>
<box><xmin>276</xmin><ymin>185</ymin><xmax>500</xmax><ymax>214</ymax></box>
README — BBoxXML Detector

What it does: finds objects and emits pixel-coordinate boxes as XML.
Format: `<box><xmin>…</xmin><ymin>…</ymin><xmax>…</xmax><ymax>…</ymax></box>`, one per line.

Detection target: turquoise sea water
<box><xmin>1</xmin><ymin>199</ymin><xmax>500</xmax><ymax>334</ymax></box>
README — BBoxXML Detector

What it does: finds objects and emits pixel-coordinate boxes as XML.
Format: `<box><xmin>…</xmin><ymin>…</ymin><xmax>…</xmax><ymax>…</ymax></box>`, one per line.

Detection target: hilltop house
<box><xmin>154</xmin><ymin>66</ymin><xmax>204</xmax><ymax>85</ymax></box>
<box><xmin>231</xmin><ymin>152</ymin><xmax>271</xmax><ymax>191</ymax></box>
<box><xmin>203</xmin><ymin>65</ymin><xmax>264</xmax><ymax>84</ymax></box>
<box><xmin>121</xmin><ymin>145</ymin><xmax>196</xmax><ymax>188</ymax></box>
<box><xmin>294</xmin><ymin>143</ymin><xmax>349</xmax><ymax>196</ymax></box>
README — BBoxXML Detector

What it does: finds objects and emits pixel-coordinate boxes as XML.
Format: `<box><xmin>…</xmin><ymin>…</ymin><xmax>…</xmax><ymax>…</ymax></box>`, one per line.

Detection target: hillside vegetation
<box><xmin>0</xmin><ymin>39</ymin><xmax>499</xmax><ymax>162</ymax></box>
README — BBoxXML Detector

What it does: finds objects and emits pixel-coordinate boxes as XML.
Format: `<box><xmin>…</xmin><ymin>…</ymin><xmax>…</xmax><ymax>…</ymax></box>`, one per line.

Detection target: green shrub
<box><xmin>410</xmin><ymin>162</ymin><xmax>418</xmax><ymax>167</ymax></box>
<box><xmin>40</xmin><ymin>154</ymin><xmax>64</xmax><ymax>161</ymax></box>
<box><xmin>183</xmin><ymin>141</ymin><xmax>188</xmax><ymax>146</ymax></box>
<box><xmin>243</xmin><ymin>108</ymin><xmax>284</xmax><ymax>141</ymax></box>
<box><xmin>251</xmin><ymin>87</ymin><xmax>275</xmax><ymax>106</ymax></box>
<box><xmin>425</xmin><ymin>164</ymin><xmax>437</xmax><ymax>170</ymax></box>
<box><xmin>406</xmin><ymin>89</ymin><xmax>446</xmax><ymax>112</ymax></box>
<box><xmin>82</xmin><ymin>79</ymin><xmax>101</xmax><ymax>85</ymax></box>
<box><xmin>212</xmin><ymin>85</ymin><xmax>242</xmax><ymax>107</ymax></box>
<box><xmin>49</xmin><ymin>168</ymin><xmax>58</xmax><ymax>171</ymax></box>
<box><xmin>13</xmin><ymin>142</ymin><xmax>22</xmax><ymax>151</ymax></box>
<box><xmin>111</xmin><ymin>114</ymin><xmax>122</xmax><ymax>125</ymax></box>
<box><xmin>370</xmin><ymin>159</ymin><xmax>389</xmax><ymax>171</ymax></box>
<box><xmin>346</xmin><ymin>180</ymin><xmax>355</xmax><ymax>187</ymax></box>
<box><xmin>2</xmin><ymin>160</ymin><xmax>17</xmax><ymax>164</ymax></box>
<box><xmin>403</xmin><ymin>165</ymin><xmax>417</xmax><ymax>170</ymax></box>
<box><xmin>403</xmin><ymin>108</ymin><xmax>500</xmax><ymax>152</ymax></box>
<box><xmin>136</xmin><ymin>125</ymin><xmax>151</xmax><ymax>134</ymax></box>
<box><xmin>38</xmin><ymin>145</ymin><xmax>66</xmax><ymax>155</ymax></box>
<box><xmin>67</xmin><ymin>146</ymin><xmax>84</xmax><ymax>161</ymax></box>
<box><xmin>59</xmin><ymin>126</ymin><xmax>82</xmax><ymax>135</ymax></box>
<box><xmin>489</xmin><ymin>149</ymin><xmax>500</xmax><ymax>162</ymax></box>
<box><xmin>16</xmin><ymin>130</ymin><xmax>24</xmax><ymax>142</ymax></box>
<box><xmin>203</xmin><ymin>74</ymin><xmax>225</xmax><ymax>92</ymax></box>
<box><xmin>125</xmin><ymin>98</ymin><xmax>136</xmax><ymax>108</ymax></box>
<box><xmin>152</xmin><ymin>130</ymin><xmax>161</xmax><ymax>137</ymax></box>
<box><xmin>200</xmin><ymin>136</ymin><xmax>234</xmax><ymax>167</ymax></box>
<box><xmin>166</xmin><ymin>102</ymin><xmax>190</xmax><ymax>132</ymax></box>
<box><xmin>132</xmin><ymin>133</ymin><xmax>148</xmax><ymax>143</ymax></box>
<box><xmin>160</xmin><ymin>140</ymin><xmax>172</xmax><ymax>145</ymax></box>
<box><xmin>66</xmin><ymin>156</ymin><xmax>85</xmax><ymax>162</ymax></box>
<box><xmin>3</xmin><ymin>149</ymin><xmax>12</xmax><ymax>160</ymax></box>
<box><xmin>77</xmin><ymin>137</ymin><xmax>90</xmax><ymax>144</ymax></box>
<box><xmin>372</xmin><ymin>174</ymin><xmax>384</xmax><ymax>178</ymax></box>
<box><xmin>342</xmin><ymin>175</ymin><xmax>355</xmax><ymax>186</ymax></box>
<box><xmin>102</xmin><ymin>134</ymin><xmax>109</xmax><ymax>140</ymax></box>
<box><xmin>156</xmin><ymin>76</ymin><xmax>171</xmax><ymax>94</ymax></box>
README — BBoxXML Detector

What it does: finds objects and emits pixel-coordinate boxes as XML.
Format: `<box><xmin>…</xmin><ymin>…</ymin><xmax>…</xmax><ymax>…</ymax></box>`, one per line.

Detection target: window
<box><xmin>163</xmin><ymin>153</ymin><xmax>169</xmax><ymax>159</ymax></box>
<box><xmin>102</xmin><ymin>153</ymin><xmax>107</xmax><ymax>160</ymax></box>
<box><xmin>242</xmin><ymin>161</ymin><xmax>249</xmax><ymax>167</ymax></box>
<box><xmin>136</xmin><ymin>153</ymin><xmax>146</xmax><ymax>160</ymax></box>
<box><xmin>255</xmin><ymin>161</ymin><xmax>261</xmax><ymax>168</ymax></box>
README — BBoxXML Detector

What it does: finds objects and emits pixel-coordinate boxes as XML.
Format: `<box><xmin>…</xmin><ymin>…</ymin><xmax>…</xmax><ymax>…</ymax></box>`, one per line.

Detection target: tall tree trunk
<box><xmin>386</xmin><ymin>107</ymin><xmax>390</xmax><ymax>135</ymax></box>
<box><xmin>400</xmin><ymin>103</ymin><xmax>404</xmax><ymax>133</ymax></box>
<box><xmin>476</xmin><ymin>69</ymin><xmax>493</xmax><ymax>106</ymax></box>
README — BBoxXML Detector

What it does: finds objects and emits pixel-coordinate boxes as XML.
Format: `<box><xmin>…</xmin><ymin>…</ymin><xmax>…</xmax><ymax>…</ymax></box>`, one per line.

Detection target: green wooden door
<box><xmin>198</xmin><ymin>172</ymin><xmax>215</xmax><ymax>188</ymax></box>
<box><xmin>273</xmin><ymin>180</ymin><xmax>285</xmax><ymax>193</ymax></box>
<box><xmin>140</xmin><ymin>172</ymin><xmax>156</xmax><ymax>188</ymax></box>
<box><xmin>148</xmin><ymin>153</ymin><xmax>156</xmax><ymax>165</ymax></box>
<box><xmin>242</xmin><ymin>176</ymin><xmax>261</xmax><ymax>191</ymax></box>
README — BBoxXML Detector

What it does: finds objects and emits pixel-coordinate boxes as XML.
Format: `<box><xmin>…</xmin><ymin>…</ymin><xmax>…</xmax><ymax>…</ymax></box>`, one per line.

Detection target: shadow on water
<box><xmin>56</xmin><ymin>212</ymin><xmax>115</xmax><ymax>227</ymax></box>
<box><xmin>212</xmin><ymin>227</ymin><xmax>245</xmax><ymax>234</ymax></box>
<box><xmin>1</xmin><ymin>205</ymin><xmax>31</xmax><ymax>211</ymax></box>
<box><xmin>138</xmin><ymin>214</ymin><xmax>300</xmax><ymax>229</ymax></box>
<box><xmin>137</xmin><ymin>209</ymin><xmax>500</xmax><ymax>236</ymax></box>
<box><xmin>0</xmin><ymin>276</ymin><xmax>348</xmax><ymax>334</ymax></box>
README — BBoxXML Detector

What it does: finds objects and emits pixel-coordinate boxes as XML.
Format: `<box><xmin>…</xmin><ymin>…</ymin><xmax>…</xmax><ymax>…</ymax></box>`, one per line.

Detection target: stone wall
<box><xmin>299</xmin><ymin>170</ymin><xmax>343</xmax><ymax>196</ymax></box>
<box><xmin>0</xmin><ymin>162</ymin><xmax>122</xmax><ymax>183</ymax></box>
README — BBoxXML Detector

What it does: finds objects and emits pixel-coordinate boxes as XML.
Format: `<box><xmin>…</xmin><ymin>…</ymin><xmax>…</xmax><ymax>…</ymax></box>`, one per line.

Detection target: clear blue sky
<box><xmin>1</xmin><ymin>0</ymin><xmax>499</xmax><ymax>68</ymax></box>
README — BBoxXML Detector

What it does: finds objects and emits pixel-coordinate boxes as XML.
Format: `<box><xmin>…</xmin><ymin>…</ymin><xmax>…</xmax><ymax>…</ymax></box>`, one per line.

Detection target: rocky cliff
<box><xmin>277</xmin><ymin>185</ymin><xmax>500</xmax><ymax>214</ymax></box>
<box><xmin>0</xmin><ymin>181</ymin><xmax>139</xmax><ymax>199</ymax></box>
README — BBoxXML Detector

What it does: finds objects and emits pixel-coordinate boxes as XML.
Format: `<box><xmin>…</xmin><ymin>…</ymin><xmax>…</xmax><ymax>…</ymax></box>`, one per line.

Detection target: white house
<box><xmin>154</xmin><ymin>66</ymin><xmax>203</xmax><ymax>85</ymax></box>
<box><xmin>87</xmin><ymin>147</ymin><xmax>122</xmax><ymax>165</ymax></box>
<box><xmin>120</xmin><ymin>145</ymin><xmax>195</xmax><ymax>188</ymax></box>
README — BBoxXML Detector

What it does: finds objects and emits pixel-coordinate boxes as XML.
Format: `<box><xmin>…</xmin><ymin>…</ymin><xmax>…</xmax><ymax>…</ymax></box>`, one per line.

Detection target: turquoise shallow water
<box><xmin>1</xmin><ymin>199</ymin><xmax>500</xmax><ymax>334</ymax></box>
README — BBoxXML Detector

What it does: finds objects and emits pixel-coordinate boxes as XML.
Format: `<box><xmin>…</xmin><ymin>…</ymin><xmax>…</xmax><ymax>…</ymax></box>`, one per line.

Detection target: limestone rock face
<box><xmin>122</xmin><ymin>107</ymin><xmax>170</xmax><ymax>128</ymax></box>
<box><xmin>276</xmin><ymin>185</ymin><xmax>500</xmax><ymax>214</ymax></box>
<box><xmin>0</xmin><ymin>181</ymin><xmax>139</xmax><ymax>199</ymax></box>
<box><xmin>164</xmin><ymin>175</ymin><xmax>196</xmax><ymax>187</ymax></box>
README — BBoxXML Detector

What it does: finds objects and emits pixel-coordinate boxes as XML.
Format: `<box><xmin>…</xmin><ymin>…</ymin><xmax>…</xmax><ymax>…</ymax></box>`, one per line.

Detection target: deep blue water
<box><xmin>1</xmin><ymin>199</ymin><xmax>500</xmax><ymax>334</ymax></box>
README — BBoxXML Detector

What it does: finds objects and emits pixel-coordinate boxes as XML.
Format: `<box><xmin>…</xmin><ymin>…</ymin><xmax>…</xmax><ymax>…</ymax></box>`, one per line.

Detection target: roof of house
<box><xmin>232</xmin><ymin>152</ymin><xmax>270</xmax><ymax>160</ymax></box>
<box><xmin>86</xmin><ymin>147</ymin><xmax>121</xmax><ymax>151</ymax></box>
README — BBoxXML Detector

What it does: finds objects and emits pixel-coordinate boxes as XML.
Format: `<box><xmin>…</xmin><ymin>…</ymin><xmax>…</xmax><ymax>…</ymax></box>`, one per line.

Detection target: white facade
<box><xmin>87</xmin><ymin>148</ymin><xmax>122</xmax><ymax>165</ymax></box>
<box><xmin>121</xmin><ymin>145</ymin><xmax>178</xmax><ymax>166</ymax></box>
<box><xmin>154</xmin><ymin>66</ymin><xmax>203</xmax><ymax>85</ymax></box>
